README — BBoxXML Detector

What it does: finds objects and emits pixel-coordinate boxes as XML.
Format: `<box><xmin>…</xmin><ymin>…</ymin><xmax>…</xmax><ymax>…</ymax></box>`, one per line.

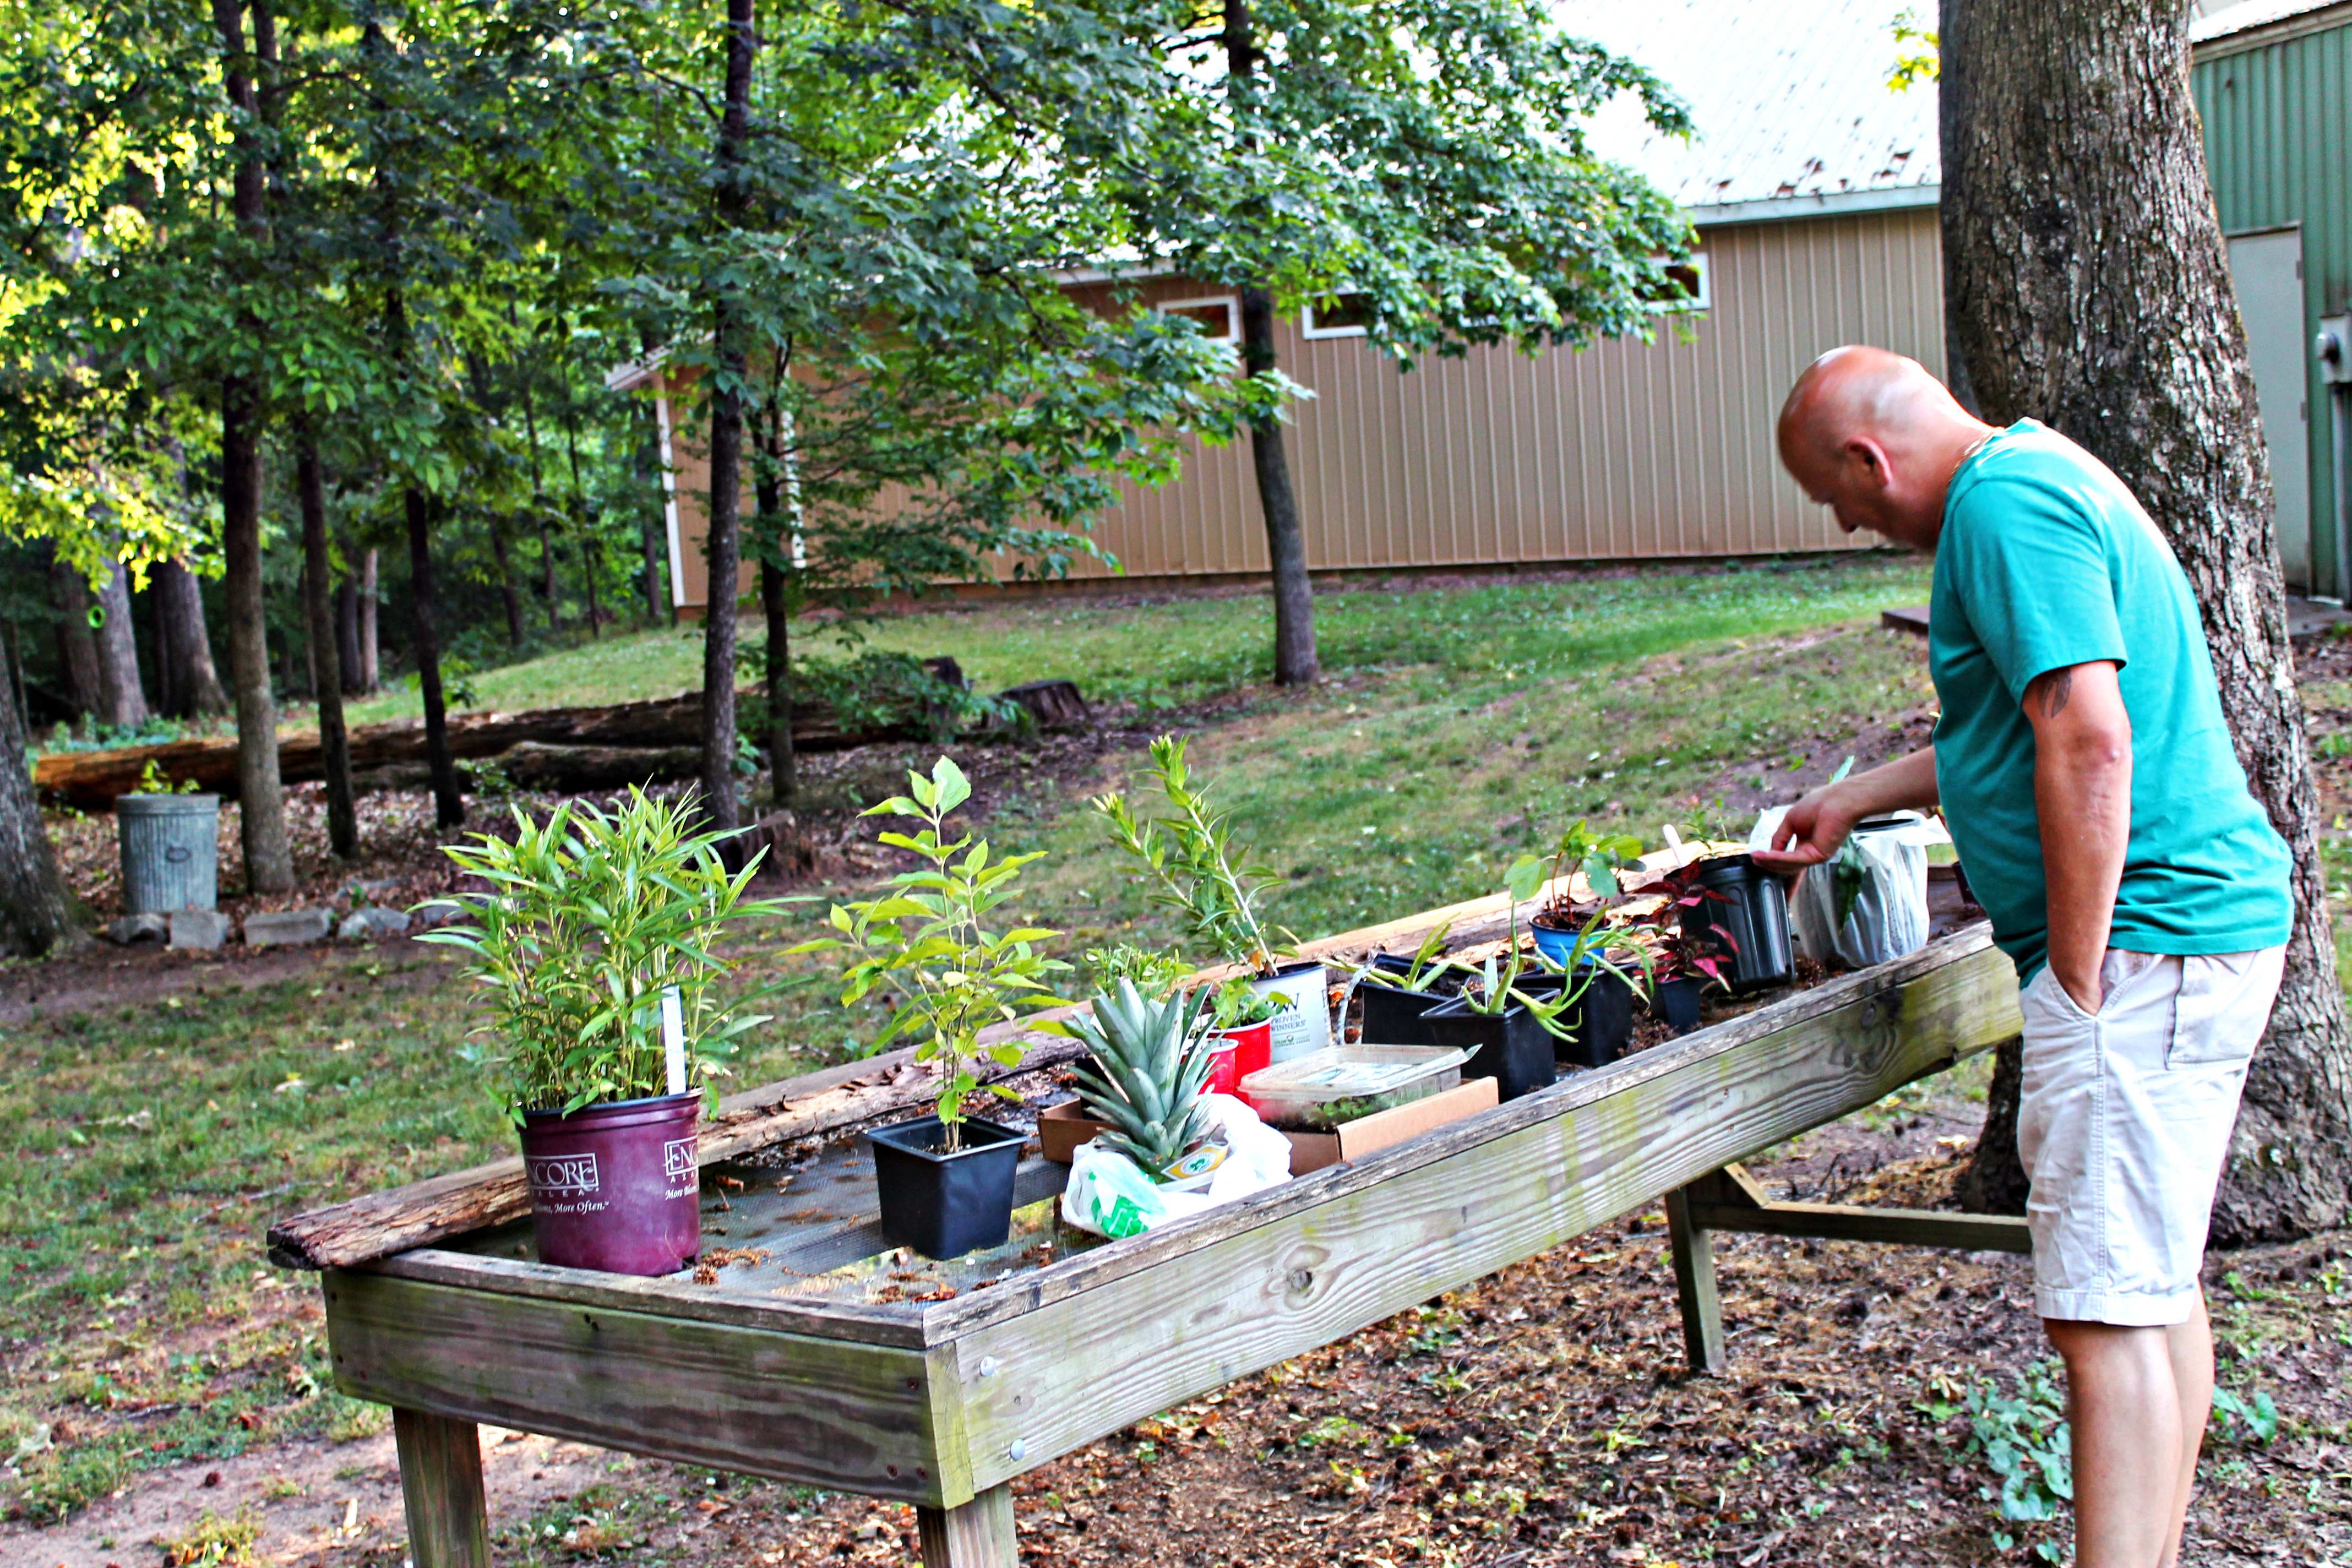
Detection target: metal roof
<box><xmin>2192</xmin><ymin>0</ymin><xmax>2352</xmax><ymax>47</ymax></box>
<box><xmin>1558</xmin><ymin>0</ymin><xmax>1939</xmax><ymax>219</ymax></box>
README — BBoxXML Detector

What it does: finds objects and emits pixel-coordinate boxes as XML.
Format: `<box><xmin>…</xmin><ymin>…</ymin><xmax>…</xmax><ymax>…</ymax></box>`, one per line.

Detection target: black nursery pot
<box><xmin>866</xmin><ymin>1115</ymin><xmax>1026</xmax><ymax>1260</ymax></box>
<box><xmin>1553</xmin><ymin>964</ymin><xmax>1635</xmax><ymax>1069</ymax></box>
<box><xmin>1358</xmin><ymin>982</ymin><xmax>1452</xmax><ymax>1047</ymax></box>
<box><xmin>1423</xmin><ymin>996</ymin><xmax>1558</xmax><ymax>1101</ymax></box>
<box><xmin>1680</xmin><ymin>853</ymin><xmax>1795</xmax><ymax>994</ymax></box>
<box><xmin>1652</xmin><ymin>975</ymin><xmax>1703</xmax><ymax>1036</ymax></box>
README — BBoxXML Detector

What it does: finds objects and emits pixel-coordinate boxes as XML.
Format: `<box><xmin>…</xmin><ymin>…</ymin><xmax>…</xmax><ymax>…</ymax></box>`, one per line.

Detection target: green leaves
<box><xmin>416</xmin><ymin>787</ymin><xmax>796</xmax><ymax>1121</ymax></box>
<box><xmin>1093</xmin><ymin>733</ymin><xmax>1294</xmax><ymax>976</ymax></box>
<box><xmin>798</xmin><ymin>755</ymin><xmax>1068</xmax><ymax>1142</ymax></box>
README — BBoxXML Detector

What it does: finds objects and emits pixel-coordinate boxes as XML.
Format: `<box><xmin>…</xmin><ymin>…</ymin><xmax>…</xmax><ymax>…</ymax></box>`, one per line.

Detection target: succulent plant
<box><xmin>1063</xmin><ymin>978</ymin><xmax>1217</xmax><ymax>1175</ymax></box>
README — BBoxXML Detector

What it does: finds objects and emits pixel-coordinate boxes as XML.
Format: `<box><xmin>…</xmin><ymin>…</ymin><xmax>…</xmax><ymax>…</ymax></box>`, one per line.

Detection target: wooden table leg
<box><xmin>917</xmin><ymin>1483</ymin><xmax>1017</xmax><ymax>1567</ymax></box>
<box><xmin>394</xmin><ymin>1408</ymin><xmax>491</xmax><ymax>1568</ymax></box>
<box><xmin>1664</xmin><ymin>1184</ymin><xmax>1727</xmax><ymax>1376</ymax></box>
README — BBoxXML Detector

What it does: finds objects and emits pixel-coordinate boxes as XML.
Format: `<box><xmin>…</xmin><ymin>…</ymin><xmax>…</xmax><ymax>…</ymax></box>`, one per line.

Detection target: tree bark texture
<box><xmin>520</xmin><ymin>373</ymin><xmax>560</xmax><ymax>633</ymax></box>
<box><xmin>0</xmin><ymin>641</ymin><xmax>79</xmax><ymax>955</ymax></box>
<box><xmin>1238</xmin><ymin>286</ymin><xmax>1318</xmax><ymax>685</ymax></box>
<box><xmin>1941</xmin><ymin>0</ymin><xmax>2352</xmax><ymax>1242</ymax></box>
<box><xmin>297</xmin><ymin>427</ymin><xmax>357</xmax><ymax>858</ymax></box>
<box><xmin>565</xmin><ymin>414</ymin><xmax>602</xmax><ymax>640</ymax></box>
<box><xmin>154</xmin><ymin>558</ymin><xmax>230</xmax><ymax>717</ymax></box>
<box><xmin>695</xmin><ymin>0</ymin><xmax>755</xmax><ymax>834</ymax></box>
<box><xmin>406</xmin><ymin>487</ymin><xmax>465</xmax><ymax>827</ymax></box>
<box><xmin>90</xmin><ymin>556</ymin><xmax>149</xmax><ymax>728</ymax></box>
<box><xmin>47</xmin><ymin>552</ymin><xmax>102</xmax><ymax>724</ymax></box>
<box><xmin>1222</xmin><ymin>1</ymin><xmax>1317</xmax><ymax>687</ymax></box>
<box><xmin>214</xmin><ymin>0</ymin><xmax>293</xmax><ymax>894</ymax></box>
<box><xmin>1953</xmin><ymin>1035</ymin><xmax>2030</xmax><ymax>1215</ymax></box>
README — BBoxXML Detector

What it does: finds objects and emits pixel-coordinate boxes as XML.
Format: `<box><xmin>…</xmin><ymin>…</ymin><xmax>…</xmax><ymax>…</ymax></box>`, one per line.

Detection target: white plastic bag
<box><xmin>1751</xmin><ymin>807</ymin><xmax>1945</xmax><ymax>968</ymax></box>
<box><xmin>1059</xmin><ymin>1093</ymin><xmax>1294</xmax><ymax>1239</ymax></box>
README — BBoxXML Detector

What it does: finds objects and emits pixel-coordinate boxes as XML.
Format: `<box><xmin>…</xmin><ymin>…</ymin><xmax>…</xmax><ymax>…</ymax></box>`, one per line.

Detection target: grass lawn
<box><xmin>0</xmin><ymin>556</ymin><xmax>1945</xmax><ymax>1524</ymax></box>
<box><xmin>336</xmin><ymin>553</ymin><xmax>1927</xmax><ymax>722</ymax></box>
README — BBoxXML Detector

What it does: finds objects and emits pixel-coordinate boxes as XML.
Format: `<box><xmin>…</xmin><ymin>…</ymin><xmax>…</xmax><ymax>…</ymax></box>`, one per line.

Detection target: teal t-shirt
<box><xmin>1928</xmin><ymin>420</ymin><xmax>2293</xmax><ymax>983</ymax></box>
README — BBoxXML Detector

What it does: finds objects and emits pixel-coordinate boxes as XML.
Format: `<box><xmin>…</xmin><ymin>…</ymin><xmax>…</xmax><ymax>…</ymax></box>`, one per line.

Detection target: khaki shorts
<box><xmin>2015</xmin><ymin>945</ymin><xmax>2285</xmax><ymax>1326</ymax></box>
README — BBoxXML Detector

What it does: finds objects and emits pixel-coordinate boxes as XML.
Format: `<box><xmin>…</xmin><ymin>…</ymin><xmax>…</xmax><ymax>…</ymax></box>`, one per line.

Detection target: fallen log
<box><xmin>35</xmin><ymin>657</ymin><xmax>992</xmax><ymax>809</ymax></box>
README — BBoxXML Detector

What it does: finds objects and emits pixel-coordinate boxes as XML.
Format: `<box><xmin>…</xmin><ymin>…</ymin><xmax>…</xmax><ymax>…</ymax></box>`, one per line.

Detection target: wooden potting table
<box><xmin>271</xmin><ymin>889</ymin><xmax>2028</xmax><ymax>1568</ymax></box>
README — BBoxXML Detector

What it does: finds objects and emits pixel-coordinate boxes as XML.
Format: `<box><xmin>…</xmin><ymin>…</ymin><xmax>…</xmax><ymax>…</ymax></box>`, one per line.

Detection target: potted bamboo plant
<box><xmin>1095</xmin><ymin>735</ymin><xmax>1327</xmax><ymax>1064</ymax></box>
<box><xmin>796</xmin><ymin>757</ymin><xmax>1070</xmax><ymax>1259</ymax></box>
<box><xmin>421</xmin><ymin>788</ymin><xmax>785</xmax><ymax>1277</ymax></box>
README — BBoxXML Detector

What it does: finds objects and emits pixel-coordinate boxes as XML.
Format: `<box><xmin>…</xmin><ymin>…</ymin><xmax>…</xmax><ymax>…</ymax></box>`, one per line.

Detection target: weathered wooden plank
<box><xmin>1686</xmin><ymin>1198</ymin><xmax>2034</xmax><ymax>1253</ymax></box>
<box><xmin>1679</xmin><ymin>1159</ymin><xmax>2032</xmax><ymax>1253</ymax></box>
<box><xmin>366</xmin><ymin>1250</ymin><xmax>929</xmax><ymax>1348</ymax></box>
<box><xmin>935</xmin><ymin>930</ymin><xmax>2020</xmax><ymax>1489</ymax></box>
<box><xmin>393</xmin><ymin>1409</ymin><xmax>490</xmax><ymax>1568</ymax></box>
<box><xmin>1663</xmin><ymin>1188</ymin><xmax>1725</xmax><ymax>1376</ymax></box>
<box><xmin>921</xmin><ymin>923</ymin><xmax>2015</xmax><ymax>1343</ymax></box>
<box><xmin>916</xmin><ymin>1484</ymin><xmax>1017</xmax><ymax>1568</ymax></box>
<box><xmin>324</xmin><ymin>1271</ymin><xmax>955</xmax><ymax>1504</ymax></box>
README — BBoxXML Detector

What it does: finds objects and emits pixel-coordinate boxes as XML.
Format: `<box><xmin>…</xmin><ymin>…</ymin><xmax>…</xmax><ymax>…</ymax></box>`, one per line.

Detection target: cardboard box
<box><xmin>1277</xmin><ymin>1076</ymin><xmax>1499</xmax><ymax>1175</ymax></box>
<box><xmin>1037</xmin><ymin>1098</ymin><xmax>1110</xmax><ymax>1163</ymax></box>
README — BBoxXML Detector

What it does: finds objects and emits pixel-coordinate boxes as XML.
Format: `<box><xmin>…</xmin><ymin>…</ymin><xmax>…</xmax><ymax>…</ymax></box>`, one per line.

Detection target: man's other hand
<box><xmin>1754</xmin><ymin>783</ymin><xmax>1859</xmax><ymax>872</ymax></box>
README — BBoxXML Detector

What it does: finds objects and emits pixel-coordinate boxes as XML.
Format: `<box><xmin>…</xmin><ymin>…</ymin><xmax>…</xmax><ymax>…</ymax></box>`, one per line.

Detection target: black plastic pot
<box><xmin>866</xmin><ymin>1114</ymin><xmax>1025</xmax><ymax>1260</ymax></box>
<box><xmin>1357</xmin><ymin>982</ymin><xmax>1452</xmax><ymax>1046</ymax></box>
<box><xmin>1680</xmin><ymin>853</ymin><xmax>1795</xmax><ymax>994</ymax></box>
<box><xmin>1652</xmin><ymin>976</ymin><xmax>1703</xmax><ymax>1036</ymax></box>
<box><xmin>1423</xmin><ymin>996</ymin><xmax>1558</xmax><ymax>1101</ymax></box>
<box><xmin>1553</xmin><ymin>964</ymin><xmax>1635</xmax><ymax>1069</ymax></box>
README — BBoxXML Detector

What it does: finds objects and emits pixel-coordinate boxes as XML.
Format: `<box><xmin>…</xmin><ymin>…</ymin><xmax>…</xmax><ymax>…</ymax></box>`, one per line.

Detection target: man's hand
<box><xmin>1757</xmin><ymin>784</ymin><xmax>1865</xmax><ymax>871</ymax></box>
<box><xmin>1752</xmin><ymin>748</ymin><xmax>1941</xmax><ymax>875</ymax></box>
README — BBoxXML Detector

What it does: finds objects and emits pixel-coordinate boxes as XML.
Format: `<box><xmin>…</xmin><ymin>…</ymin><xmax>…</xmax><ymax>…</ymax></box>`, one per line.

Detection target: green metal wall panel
<box><xmin>2196</xmin><ymin>20</ymin><xmax>2352</xmax><ymax>596</ymax></box>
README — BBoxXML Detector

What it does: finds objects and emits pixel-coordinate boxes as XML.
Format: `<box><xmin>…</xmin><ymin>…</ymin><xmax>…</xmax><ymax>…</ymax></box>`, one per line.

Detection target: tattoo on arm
<box><xmin>2040</xmin><ymin>669</ymin><xmax>2073</xmax><ymax>720</ymax></box>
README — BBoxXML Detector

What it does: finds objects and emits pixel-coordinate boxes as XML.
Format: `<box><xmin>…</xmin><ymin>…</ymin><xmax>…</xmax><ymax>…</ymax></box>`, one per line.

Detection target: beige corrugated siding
<box><xmin>657</xmin><ymin>205</ymin><xmax>1946</xmax><ymax>603</ymax></box>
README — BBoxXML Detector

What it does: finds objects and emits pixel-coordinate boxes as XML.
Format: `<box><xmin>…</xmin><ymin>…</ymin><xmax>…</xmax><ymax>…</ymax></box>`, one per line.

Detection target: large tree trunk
<box><xmin>1942</xmin><ymin>0</ymin><xmax>2352</xmax><ymax>1242</ymax></box>
<box><xmin>1223</xmin><ymin>3</ymin><xmax>1317</xmax><ymax>688</ymax></box>
<box><xmin>154</xmin><ymin>558</ymin><xmax>230</xmax><ymax>717</ymax></box>
<box><xmin>405</xmin><ymin>487</ymin><xmax>465</xmax><ymax>827</ymax></box>
<box><xmin>90</xmin><ymin>556</ymin><xmax>149</xmax><ymax>728</ymax></box>
<box><xmin>213</xmin><ymin>0</ymin><xmax>293</xmax><ymax>895</ymax></box>
<box><xmin>297</xmin><ymin>425</ymin><xmax>357</xmax><ymax>859</ymax></box>
<box><xmin>47</xmin><ymin>552</ymin><xmax>102</xmax><ymax>725</ymax></box>
<box><xmin>696</xmin><ymin>0</ymin><xmax>755</xmax><ymax>834</ymax></box>
<box><xmin>0</xmin><ymin>639</ymin><xmax>79</xmax><ymax>955</ymax></box>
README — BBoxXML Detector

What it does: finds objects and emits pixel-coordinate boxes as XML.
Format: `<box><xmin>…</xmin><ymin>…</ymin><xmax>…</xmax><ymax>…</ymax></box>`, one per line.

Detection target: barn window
<box><xmin>1648</xmin><ymin>251</ymin><xmax>1711</xmax><ymax>313</ymax></box>
<box><xmin>1157</xmin><ymin>295</ymin><xmax>1240</xmax><ymax>344</ymax></box>
<box><xmin>1302</xmin><ymin>293</ymin><xmax>1376</xmax><ymax>338</ymax></box>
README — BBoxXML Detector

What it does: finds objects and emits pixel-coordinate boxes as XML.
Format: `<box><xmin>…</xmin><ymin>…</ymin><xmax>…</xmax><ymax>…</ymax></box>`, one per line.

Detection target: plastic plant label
<box><xmin>661</xmin><ymin>986</ymin><xmax>687</xmax><ymax>1096</ymax></box>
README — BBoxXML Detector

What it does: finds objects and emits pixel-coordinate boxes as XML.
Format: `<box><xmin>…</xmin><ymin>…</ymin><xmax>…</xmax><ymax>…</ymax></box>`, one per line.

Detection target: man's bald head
<box><xmin>1776</xmin><ymin>346</ymin><xmax>1994</xmax><ymax>551</ymax></box>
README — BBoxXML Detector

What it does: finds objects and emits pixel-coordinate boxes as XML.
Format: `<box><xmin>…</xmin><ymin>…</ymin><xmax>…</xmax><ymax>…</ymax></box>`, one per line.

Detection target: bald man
<box><xmin>1759</xmin><ymin>347</ymin><xmax>2290</xmax><ymax>1568</ymax></box>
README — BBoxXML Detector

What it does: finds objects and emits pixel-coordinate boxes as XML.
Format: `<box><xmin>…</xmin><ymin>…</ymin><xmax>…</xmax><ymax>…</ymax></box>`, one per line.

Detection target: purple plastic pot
<box><xmin>519</xmin><ymin>1091</ymin><xmax>703</xmax><ymax>1276</ymax></box>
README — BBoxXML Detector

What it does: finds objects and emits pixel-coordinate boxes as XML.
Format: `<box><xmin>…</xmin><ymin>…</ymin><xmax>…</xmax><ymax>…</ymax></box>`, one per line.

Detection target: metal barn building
<box><xmin>2196</xmin><ymin>0</ymin><xmax>2352</xmax><ymax>600</ymax></box>
<box><xmin>629</xmin><ymin>0</ymin><xmax>2332</xmax><ymax>613</ymax></box>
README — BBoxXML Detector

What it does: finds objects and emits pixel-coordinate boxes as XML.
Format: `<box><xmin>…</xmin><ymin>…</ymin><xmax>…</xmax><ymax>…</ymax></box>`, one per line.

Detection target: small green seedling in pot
<box><xmin>1093</xmin><ymin>734</ymin><xmax>1295</xmax><ymax>981</ymax></box>
<box><xmin>793</xmin><ymin>756</ymin><xmax>1070</xmax><ymax>1150</ymax></box>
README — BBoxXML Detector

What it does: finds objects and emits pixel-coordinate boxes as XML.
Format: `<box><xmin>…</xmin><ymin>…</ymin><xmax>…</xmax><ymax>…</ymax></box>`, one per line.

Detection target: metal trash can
<box><xmin>117</xmin><ymin>793</ymin><xmax>220</xmax><ymax>914</ymax></box>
